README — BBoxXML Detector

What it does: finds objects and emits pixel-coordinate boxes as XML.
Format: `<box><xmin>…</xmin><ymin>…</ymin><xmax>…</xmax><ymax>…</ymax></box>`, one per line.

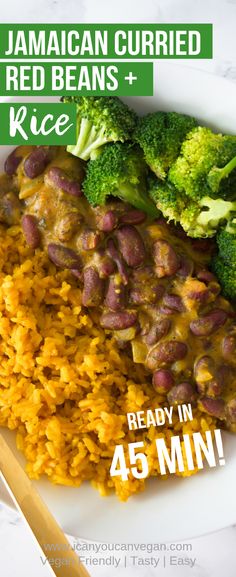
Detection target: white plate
<box><xmin>0</xmin><ymin>62</ymin><xmax>236</xmax><ymax>543</ymax></box>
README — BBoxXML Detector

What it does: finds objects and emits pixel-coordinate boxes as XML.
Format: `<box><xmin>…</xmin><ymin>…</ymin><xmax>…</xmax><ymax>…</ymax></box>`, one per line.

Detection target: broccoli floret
<box><xmin>169</xmin><ymin>127</ymin><xmax>236</xmax><ymax>200</ymax></box>
<box><xmin>208</xmin><ymin>155</ymin><xmax>236</xmax><ymax>193</ymax></box>
<box><xmin>83</xmin><ymin>143</ymin><xmax>159</xmax><ymax>218</ymax></box>
<box><xmin>181</xmin><ymin>197</ymin><xmax>236</xmax><ymax>238</ymax></box>
<box><xmin>148</xmin><ymin>176</ymin><xmax>185</xmax><ymax>222</ymax></box>
<box><xmin>211</xmin><ymin>226</ymin><xmax>236</xmax><ymax>300</ymax></box>
<box><xmin>212</xmin><ymin>255</ymin><xmax>236</xmax><ymax>301</ymax></box>
<box><xmin>216</xmin><ymin>227</ymin><xmax>236</xmax><ymax>262</ymax></box>
<box><xmin>63</xmin><ymin>96</ymin><xmax>137</xmax><ymax>161</ymax></box>
<box><xmin>133</xmin><ymin>111</ymin><xmax>197</xmax><ymax>180</ymax></box>
<box><xmin>149</xmin><ymin>176</ymin><xmax>236</xmax><ymax>237</ymax></box>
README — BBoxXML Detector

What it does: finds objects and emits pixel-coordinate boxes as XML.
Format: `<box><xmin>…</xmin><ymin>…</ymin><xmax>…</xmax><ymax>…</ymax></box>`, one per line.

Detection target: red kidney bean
<box><xmin>152</xmin><ymin>369</ymin><xmax>174</xmax><ymax>393</ymax></box>
<box><xmin>163</xmin><ymin>294</ymin><xmax>185</xmax><ymax>312</ymax></box>
<box><xmin>48</xmin><ymin>243</ymin><xmax>82</xmax><ymax>270</ymax></box>
<box><xmin>81</xmin><ymin>229</ymin><xmax>102</xmax><ymax>250</ymax></box>
<box><xmin>24</xmin><ymin>147</ymin><xmax>54</xmax><ymax>179</ymax></box>
<box><xmin>0</xmin><ymin>192</ymin><xmax>21</xmax><ymax>225</ymax></box>
<box><xmin>82</xmin><ymin>267</ymin><xmax>104</xmax><ymax>307</ymax></box>
<box><xmin>194</xmin><ymin>356</ymin><xmax>227</xmax><ymax>397</ymax></box>
<box><xmin>46</xmin><ymin>167</ymin><xmax>82</xmax><ymax>197</ymax></box>
<box><xmin>199</xmin><ymin>397</ymin><xmax>225</xmax><ymax>419</ymax></box>
<box><xmin>4</xmin><ymin>147</ymin><xmax>22</xmax><ymax>175</ymax></box>
<box><xmin>222</xmin><ymin>335</ymin><xmax>236</xmax><ymax>364</ymax></box>
<box><xmin>187</xmin><ymin>288</ymin><xmax>210</xmax><ymax>304</ymax></box>
<box><xmin>22</xmin><ymin>214</ymin><xmax>41</xmax><ymax>249</ymax></box>
<box><xmin>212</xmin><ymin>365</ymin><xmax>231</xmax><ymax>393</ymax></box>
<box><xmin>144</xmin><ymin>319</ymin><xmax>171</xmax><ymax>346</ymax></box>
<box><xmin>129</xmin><ymin>288</ymin><xmax>145</xmax><ymax>305</ymax></box>
<box><xmin>158</xmin><ymin>306</ymin><xmax>175</xmax><ymax>316</ymax></box>
<box><xmin>194</xmin><ymin>356</ymin><xmax>215</xmax><ymax>394</ymax></box>
<box><xmin>104</xmin><ymin>276</ymin><xmax>126</xmax><ymax>311</ymax></box>
<box><xmin>153</xmin><ymin>240</ymin><xmax>179</xmax><ymax>278</ymax></box>
<box><xmin>100</xmin><ymin>310</ymin><xmax>137</xmax><ymax>330</ymax></box>
<box><xmin>207</xmin><ymin>380</ymin><xmax>223</xmax><ymax>397</ymax></box>
<box><xmin>190</xmin><ymin>309</ymin><xmax>228</xmax><ymax>336</ymax></box>
<box><xmin>120</xmin><ymin>209</ymin><xmax>146</xmax><ymax>225</ymax></box>
<box><xmin>130</xmin><ymin>267</ymin><xmax>165</xmax><ymax>303</ymax></box>
<box><xmin>146</xmin><ymin>340</ymin><xmax>188</xmax><ymax>370</ymax></box>
<box><xmin>177</xmin><ymin>256</ymin><xmax>194</xmax><ymax>278</ymax></box>
<box><xmin>130</xmin><ymin>282</ymin><xmax>165</xmax><ymax>305</ymax></box>
<box><xmin>185</xmin><ymin>278</ymin><xmax>211</xmax><ymax>303</ymax></box>
<box><xmin>97</xmin><ymin>210</ymin><xmax>118</xmax><ymax>232</ymax></box>
<box><xmin>115</xmin><ymin>225</ymin><xmax>146</xmax><ymax>268</ymax></box>
<box><xmin>106</xmin><ymin>239</ymin><xmax>129</xmax><ymax>285</ymax></box>
<box><xmin>167</xmin><ymin>383</ymin><xmax>196</xmax><ymax>405</ymax></box>
<box><xmin>197</xmin><ymin>270</ymin><xmax>217</xmax><ymax>284</ymax></box>
<box><xmin>196</xmin><ymin>271</ymin><xmax>220</xmax><ymax>298</ymax></box>
<box><xmin>98</xmin><ymin>256</ymin><xmax>116</xmax><ymax>278</ymax></box>
<box><xmin>152</xmin><ymin>284</ymin><xmax>166</xmax><ymax>301</ymax></box>
<box><xmin>71</xmin><ymin>269</ymin><xmax>83</xmax><ymax>280</ymax></box>
<box><xmin>226</xmin><ymin>398</ymin><xmax>236</xmax><ymax>424</ymax></box>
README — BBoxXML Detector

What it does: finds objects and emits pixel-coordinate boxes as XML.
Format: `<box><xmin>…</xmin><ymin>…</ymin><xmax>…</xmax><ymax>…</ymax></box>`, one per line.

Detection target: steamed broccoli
<box><xmin>216</xmin><ymin>225</ymin><xmax>236</xmax><ymax>262</ymax></box>
<box><xmin>208</xmin><ymin>155</ymin><xmax>236</xmax><ymax>193</ymax></box>
<box><xmin>63</xmin><ymin>96</ymin><xmax>137</xmax><ymax>161</ymax></box>
<box><xmin>212</xmin><ymin>225</ymin><xmax>236</xmax><ymax>300</ymax></box>
<box><xmin>181</xmin><ymin>197</ymin><xmax>236</xmax><ymax>238</ymax></box>
<box><xmin>212</xmin><ymin>253</ymin><xmax>236</xmax><ymax>301</ymax></box>
<box><xmin>133</xmin><ymin>111</ymin><xmax>197</xmax><ymax>180</ymax></box>
<box><xmin>149</xmin><ymin>176</ymin><xmax>236</xmax><ymax>237</ymax></box>
<box><xmin>213</xmin><ymin>222</ymin><xmax>236</xmax><ymax>299</ymax></box>
<box><xmin>169</xmin><ymin>127</ymin><xmax>236</xmax><ymax>199</ymax></box>
<box><xmin>83</xmin><ymin>143</ymin><xmax>159</xmax><ymax>218</ymax></box>
<box><xmin>148</xmin><ymin>177</ymin><xmax>186</xmax><ymax>222</ymax></box>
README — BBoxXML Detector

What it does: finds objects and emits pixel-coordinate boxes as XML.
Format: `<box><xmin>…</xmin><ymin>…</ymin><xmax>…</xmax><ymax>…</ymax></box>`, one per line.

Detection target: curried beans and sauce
<box><xmin>2</xmin><ymin>145</ymin><xmax>236</xmax><ymax>432</ymax></box>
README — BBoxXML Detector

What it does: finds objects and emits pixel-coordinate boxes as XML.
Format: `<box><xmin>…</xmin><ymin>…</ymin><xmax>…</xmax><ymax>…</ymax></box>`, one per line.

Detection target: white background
<box><xmin>0</xmin><ymin>0</ymin><xmax>236</xmax><ymax>576</ymax></box>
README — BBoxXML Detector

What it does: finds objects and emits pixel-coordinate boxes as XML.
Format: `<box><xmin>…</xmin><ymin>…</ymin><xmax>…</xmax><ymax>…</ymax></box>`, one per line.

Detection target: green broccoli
<box><xmin>215</xmin><ymin>225</ymin><xmax>236</xmax><ymax>263</ymax></box>
<box><xmin>181</xmin><ymin>198</ymin><xmax>236</xmax><ymax>238</ymax></box>
<box><xmin>149</xmin><ymin>176</ymin><xmax>236</xmax><ymax>237</ymax></box>
<box><xmin>169</xmin><ymin>126</ymin><xmax>236</xmax><ymax>200</ymax></box>
<box><xmin>133</xmin><ymin>111</ymin><xmax>197</xmax><ymax>180</ymax></box>
<box><xmin>82</xmin><ymin>143</ymin><xmax>159</xmax><ymax>218</ymax></box>
<box><xmin>63</xmin><ymin>96</ymin><xmax>137</xmax><ymax>161</ymax></box>
<box><xmin>208</xmin><ymin>155</ymin><xmax>236</xmax><ymax>193</ymax></box>
<box><xmin>148</xmin><ymin>176</ymin><xmax>186</xmax><ymax>222</ymax></box>
<box><xmin>211</xmin><ymin>225</ymin><xmax>236</xmax><ymax>300</ymax></box>
<box><xmin>212</xmin><ymin>255</ymin><xmax>236</xmax><ymax>301</ymax></box>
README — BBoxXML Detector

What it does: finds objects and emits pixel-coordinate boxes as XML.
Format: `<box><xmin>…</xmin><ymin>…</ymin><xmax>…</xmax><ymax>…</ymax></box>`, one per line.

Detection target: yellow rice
<box><xmin>0</xmin><ymin>225</ymin><xmax>216</xmax><ymax>500</ymax></box>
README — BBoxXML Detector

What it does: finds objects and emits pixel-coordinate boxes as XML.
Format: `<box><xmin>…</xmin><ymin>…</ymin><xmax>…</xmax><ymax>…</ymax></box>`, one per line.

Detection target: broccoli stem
<box><xmin>67</xmin><ymin>118</ymin><xmax>108</xmax><ymax>161</ymax></box>
<box><xmin>220</xmin><ymin>155</ymin><xmax>236</xmax><ymax>179</ymax></box>
<box><xmin>67</xmin><ymin>118</ymin><xmax>91</xmax><ymax>158</ymax></box>
<box><xmin>208</xmin><ymin>155</ymin><xmax>236</xmax><ymax>192</ymax></box>
<box><xmin>197</xmin><ymin>197</ymin><xmax>236</xmax><ymax>228</ymax></box>
<box><xmin>118</xmin><ymin>183</ymin><xmax>159</xmax><ymax>218</ymax></box>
